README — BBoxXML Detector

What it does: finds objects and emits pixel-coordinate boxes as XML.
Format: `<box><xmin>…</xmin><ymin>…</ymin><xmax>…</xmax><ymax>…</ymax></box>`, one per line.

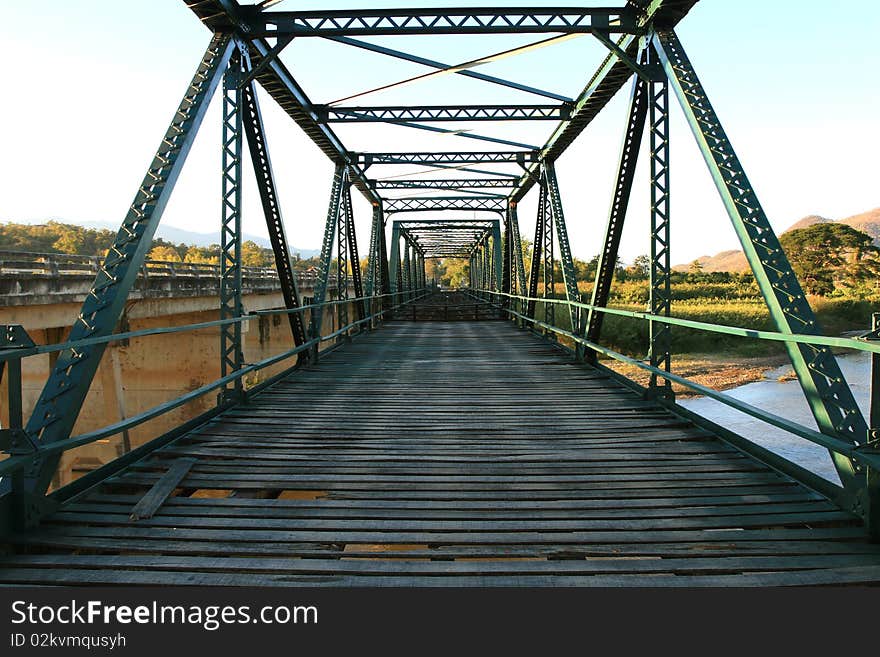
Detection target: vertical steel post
<box><xmin>502</xmin><ymin>211</ymin><xmax>512</xmax><ymax>297</ymax></box>
<box><xmin>388</xmin><ymin>223</ymin><xmax>401</xmax><ymax>297</ymax></box>
<box><xmin>508</xmin><ymin>203</ymin><xmax>528</xmax><ymax>323</ymax></box>
<box><xmin>220</xmin><ymin>47</ymin><xmax>244</xmax><ymax>401</ymax></box>
<box><xmin>492</xmin><ymin>221</ymin><xmax>503</xmax><ymax>294</ymax></box>
<box><xmin>540</xmin><ymin>171</ymin><xmax>555</xmax><ymax>329</ymax></box>
<box><xmin>526</xmin><ymin>184</ymin><xmax>546</xmax><ymax>320</ymax></box>
<box><xmin>647</xmin><ymin>53</ymin><xmax>672</xmax><ymax>399</ymax></box>
<box><xmin>508</xmin><ymin>205</ymin><xmax>527</xmax><ymax>296</ymax></box>
<box><xmin>402</xmin><ymin>242</ymin><xmax>412</xmax><ymax>300</ymax></box>
<box><xmin>483</xmin><ymin>238</ymin><xmax>491</xmax><ymax>294</ymax></box>
<box><xmin>378</xmin><ymin>205</ymin><xmax>391</xmax><ymax>316</ymax></box>
<box><xmin>867</xmin><ymin>313</ymin><xmax>880</xmax><ymax>540</ymax></box>
<box><xmin>311</xmin><ymin>162</ymin><xmax>346</xmax><ymax>355</ymax></box>
<box><xmin>337</xmin><ymin>190</ymin><xmax>350</xmax><ymax>338</ymax></box>
<box><xmin>364</xmin><ymin>202</ymin><xmax>382</xmax><ymax>322</ymax></box>
<box><xmin>344</xmin><ymin>186</ymin><xmax>365</xmax><ymax>323</ymax></box>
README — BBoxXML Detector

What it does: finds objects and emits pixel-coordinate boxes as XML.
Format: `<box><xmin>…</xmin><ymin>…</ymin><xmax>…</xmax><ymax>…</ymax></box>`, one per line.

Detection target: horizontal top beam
<box><xmin>397</xmin><ymin>219</ymin><xmax>499</xmax><ymax>229</ymax></box>
<box><xmin>244</xmin><ymin>7</ymin><xmax>641</xmax><ymax>37</ymax></box>
<box><xmin>386</xmin><ymin>197</ymin><xmax>507</xmax><ymax>213</ymax></box>
<box><xmin>318</xmin><ymin>104</ymin><xmax>570</xmax><ymax>123</ymax></box>
<box><xmin>361</xmin><ymin>151</ymin><xmax>537</xmax><ymax>166</ymax></box>
<box><xmin>373</xmin><ymin>178</ymin><xmax>516</xmax><ymax>190</ymax></box>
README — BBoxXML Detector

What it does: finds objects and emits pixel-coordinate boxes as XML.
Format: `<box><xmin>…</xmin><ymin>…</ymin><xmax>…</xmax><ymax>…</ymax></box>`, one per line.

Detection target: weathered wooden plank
<box><xmin>45</xmin><ymin>511</ymin><xmax>858</xmax><ymax>534</ymax></box>
<box><xmin>0</xmin><ymin>566</ymin><xmax>878</xmax><ymax>587</ymax></box>
<box><xmin>128</xmin><ymin>458</ymin><xmax>196</xmax><ymax>521</ymax></box>
<box><xmin>81</xmin><ymin>490</ymin><xmax>828</xmax><ymax>510</ymax></box>
<box><xmin>24</xmin><ymin>523</ymin><xmax>871</xmax><ymax>545</ymax></box>
<box><xmin>67</xmin><ymin>501</ymin><xmax>838</xmax><ymax>522</ymax></box>
<box><xmin>3</xmin><ymin>553</ymin><xmax>879</xmax><ymax>576</ymax></box>
<box><xmin>12</xmin><ymin>534</ymin><xmax>877</xmax><ymax>560</ymax></box>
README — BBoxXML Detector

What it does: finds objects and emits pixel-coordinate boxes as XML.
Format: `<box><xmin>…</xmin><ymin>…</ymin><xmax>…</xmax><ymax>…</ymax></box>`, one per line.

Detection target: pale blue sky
<box><xmin>0</xmin><ymin>1</ymin><xmax>876</xmax><ymax>263</ymax></box>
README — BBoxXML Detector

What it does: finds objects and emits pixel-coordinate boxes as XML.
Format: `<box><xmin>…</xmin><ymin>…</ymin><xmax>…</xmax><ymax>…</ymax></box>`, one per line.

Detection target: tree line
<box><xmin>0</xmin><ymin>221</ymin><xmax>322</xmax><ymax>271</ymax></box>
<box><xmin>427</xmin><ymin>223</ymin><xmax>880</xmax><ymax>300</ymax></box>
<box><xmin>3</xmin><ymin>221</ymin><xmax>878</xmax><ymax>298</ymax></box>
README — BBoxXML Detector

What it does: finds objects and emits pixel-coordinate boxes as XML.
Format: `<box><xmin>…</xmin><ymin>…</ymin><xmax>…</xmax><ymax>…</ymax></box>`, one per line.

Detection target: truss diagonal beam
<box><xmin>653</xmin><ymin>29</ymin><xmax>867</xmax><ymax>487</ymax></box>
<box><xmin>586</xmin><ymin>73</ymin><xmax>648</xmax><ymax>349</ymax></box>
<box><xmin>241</xmin><ymin>69</ymin><xmax>308</xmax><ymax>352</ymax></box>
<box><xmin>508</xmin><ymin>204</ymin><xmax>528</xmax><ymax>295</ymax></box>
<box><xmin>544</xmin><ymin>161</ymin><xmax>580</xmax><ymax>332</ymax></box>
<box><xmin>20</xmin><ymin>34</ymin><xmax>235</xmax><ymax>497</ymax></box>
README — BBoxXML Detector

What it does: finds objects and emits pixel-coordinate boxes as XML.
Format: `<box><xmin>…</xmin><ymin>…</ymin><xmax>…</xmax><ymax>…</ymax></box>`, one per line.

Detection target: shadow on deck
<box><xmin>2</xmin><ymin>319</ymin><xmax>880</xmax><ymax>586</ymax></box>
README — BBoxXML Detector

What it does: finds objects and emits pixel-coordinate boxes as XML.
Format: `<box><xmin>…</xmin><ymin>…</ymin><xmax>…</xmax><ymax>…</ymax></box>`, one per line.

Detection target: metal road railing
<box><xmin>472</xmin><ymin>288</ymin><xmax>880</xmax><ymax>529</ymax></box>
<box><xmin>0</xmin><ymin>250</ymin><xmax>330</xmax><ymax>287</ymax></box>
<box><xmin>0</xmin><ymin>290</ymin><xmax>428</xmax><ymax>492</ymax></box>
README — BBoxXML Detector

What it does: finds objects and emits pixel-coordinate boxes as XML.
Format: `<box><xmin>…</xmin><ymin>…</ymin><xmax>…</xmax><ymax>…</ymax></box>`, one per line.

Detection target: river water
<box><xmin>678</xmin><ymin>352</ymin><xmax>872</xmax><ymax>485</ymax></box>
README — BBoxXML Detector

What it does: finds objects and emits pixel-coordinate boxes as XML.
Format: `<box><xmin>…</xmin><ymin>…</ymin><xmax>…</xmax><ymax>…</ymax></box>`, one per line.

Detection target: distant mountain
<box><xmin>840</xmin><ymin>208</ymin><xmax>880</xmax><ymax>243</ymax></box>
<box><xmin>786</xmin><ymin>215</ymin><xmax>832</xmax><ymax>231</ymax></box>
<box><xmin>74</xmin><ymin>220</ymin><xmax>320</xmax><ymax>258</ymax></box>
<box><xmin>676</xmin><ymin>250</ymin><xmax>750</xmax><ymax>274</ymax></box>
<box><xmin>674</xmin><ymin>208</ymin><xmax>880</xmax><ymax>273</ymax></box>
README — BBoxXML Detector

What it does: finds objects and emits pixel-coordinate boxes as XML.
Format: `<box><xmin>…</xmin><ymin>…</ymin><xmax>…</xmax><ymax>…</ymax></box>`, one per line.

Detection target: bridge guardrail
<box><xmin>0</xmin><ymin>250</ymin><xmax>334</xmax><ymax>287</ymax></box>
<box><xmin>468</xmin><ymin>287</ymin><xmax>880</xmax><ymax>536</ymax></box>
<box><xmin>0</xmin><ymin>288</ymin><xmax>430</xmax><ymax>512</ymax></box>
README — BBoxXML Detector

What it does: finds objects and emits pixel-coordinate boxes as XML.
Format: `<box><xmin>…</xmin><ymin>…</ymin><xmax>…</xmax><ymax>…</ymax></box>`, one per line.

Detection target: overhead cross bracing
<box><xmin>185</xmin><ymin>0</ymin><xmax>699</xmax><ymax>207</ymax></box>
<box><xmin>396</xmin><ymin>219</ymin><xmax>500</xmax><ymax>259</ymax></box>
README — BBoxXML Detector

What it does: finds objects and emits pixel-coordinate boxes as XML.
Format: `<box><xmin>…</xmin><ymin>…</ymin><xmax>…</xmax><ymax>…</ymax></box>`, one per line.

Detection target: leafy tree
<box><xmin>183</xmin><ymin>245</ymin><xmax>219</xmax><ymax>264</ymax></box>
<box><xmin>434</xmin><ymin>258</ymin><xmax>469</xmax><ymax>287</ymax></box>
<box><xmin>779</xmin><ymin>223</ymin><xmax>879</xmax><ymax>295</ymax></box>
<box><xmin>147</xmin><ymin>245</ymin><xmax>182</xmax><ymax>262</ymax></box>
<box><xmin>628</xmin><ymin>254</ymin><xmax>650</xmax><ymax>280</ymax></box>
<box><xmin>241</xmin><ymin>240</ymin><xmax>271</xmax><ymax>267</ymax></box>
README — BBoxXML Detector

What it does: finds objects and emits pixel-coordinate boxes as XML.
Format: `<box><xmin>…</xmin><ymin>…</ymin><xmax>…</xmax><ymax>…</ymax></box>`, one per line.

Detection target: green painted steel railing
<box><xmin>0</xmin><ymin>290</ymin><xmax>428</xmax><ymax>482</ymax></box>
<box><xmin>474</xmin><ymin>288</ymin><xmax>880</xmax><ymax>535</ymax></box>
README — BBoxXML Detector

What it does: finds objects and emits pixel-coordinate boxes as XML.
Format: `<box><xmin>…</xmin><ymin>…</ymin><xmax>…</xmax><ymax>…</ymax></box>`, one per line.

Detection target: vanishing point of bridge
<box><xmin>1</xmin><ymin>0</ymin><xmax>879</xmax><ymax>586</ymax></box>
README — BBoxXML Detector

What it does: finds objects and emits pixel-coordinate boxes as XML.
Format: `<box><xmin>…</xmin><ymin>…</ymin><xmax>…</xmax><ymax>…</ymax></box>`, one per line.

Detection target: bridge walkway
<box><xmin>2</xmin><ymin>320</ymin><xmax>880</xmax><ymax>585</ymax></box>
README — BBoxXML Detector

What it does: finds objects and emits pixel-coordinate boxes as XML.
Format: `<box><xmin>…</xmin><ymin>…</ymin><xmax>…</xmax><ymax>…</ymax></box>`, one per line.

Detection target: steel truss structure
<box><xmin>1</xmin><ymin>0</ymin><xmax>876</xmax><ymax>540</ymax></box>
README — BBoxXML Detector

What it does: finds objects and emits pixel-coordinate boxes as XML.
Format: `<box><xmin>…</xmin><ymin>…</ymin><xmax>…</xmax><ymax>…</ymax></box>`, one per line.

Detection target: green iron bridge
<box><xmin>0</xmin><ymin>0</ymin><xmax>879</xmax><ymax>586</ymax></box>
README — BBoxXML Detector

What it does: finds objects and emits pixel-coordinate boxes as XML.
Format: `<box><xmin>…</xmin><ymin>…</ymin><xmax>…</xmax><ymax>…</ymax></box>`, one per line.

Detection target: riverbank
<box><xmin>602</xmin><ymin>352</ymin><xmax>797</xmax><ymax>397</ymax></box>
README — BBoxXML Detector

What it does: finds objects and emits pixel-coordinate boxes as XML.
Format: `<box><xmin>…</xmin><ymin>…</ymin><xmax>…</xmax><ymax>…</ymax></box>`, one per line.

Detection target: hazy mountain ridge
<box><xmin>675</xmin><ymin>208</ymin><xmax>880</xmax><ymax>272</ymax></box>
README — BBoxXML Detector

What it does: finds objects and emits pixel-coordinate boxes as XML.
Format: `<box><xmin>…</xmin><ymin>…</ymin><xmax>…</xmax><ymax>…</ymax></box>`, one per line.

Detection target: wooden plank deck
<box><xmin>2</xmin><ymin>320</ymin><xmax>880</xmax><ymax>586</ymax></box>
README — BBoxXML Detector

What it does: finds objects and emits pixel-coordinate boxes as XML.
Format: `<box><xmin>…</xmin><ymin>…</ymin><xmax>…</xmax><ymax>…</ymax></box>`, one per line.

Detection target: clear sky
<box><xmin>0</xmin><ymin>0</ymin><xmax>877</xmax><ymax>264</ymax></box>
